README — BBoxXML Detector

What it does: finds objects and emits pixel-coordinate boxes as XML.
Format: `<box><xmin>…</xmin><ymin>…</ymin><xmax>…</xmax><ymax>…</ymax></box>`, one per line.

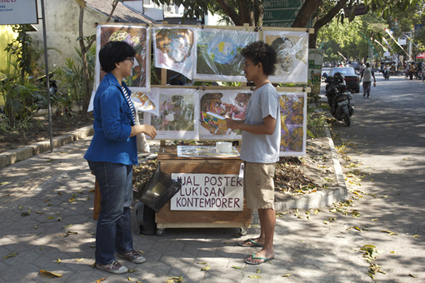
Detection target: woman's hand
<box><xmin>130</xmin><ymin>125</ymin><xmax>157</xmax><ymax>139</ymax></box>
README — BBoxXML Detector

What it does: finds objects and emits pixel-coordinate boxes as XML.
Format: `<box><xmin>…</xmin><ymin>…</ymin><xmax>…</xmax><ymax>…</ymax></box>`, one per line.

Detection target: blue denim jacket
<box><xmin>84</xmin><ymin>73</ymin><xmax>138</xmax><ymax>165</ymax></box>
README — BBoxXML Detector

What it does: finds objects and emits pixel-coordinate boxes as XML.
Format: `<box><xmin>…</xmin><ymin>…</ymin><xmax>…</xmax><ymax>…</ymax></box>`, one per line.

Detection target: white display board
<box><xmin>170</xmin><ymin>173</ymin><xmax>244</xmax><ymax>211</ymax></box>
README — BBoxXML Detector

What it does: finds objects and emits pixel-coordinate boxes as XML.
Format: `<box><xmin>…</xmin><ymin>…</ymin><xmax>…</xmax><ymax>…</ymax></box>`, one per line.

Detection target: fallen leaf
<box><xmin>129</xmin><ymin>269</ymin><xmax>137</xmax><ymax>273</ymax></box>
<box><xmin>371</xmin><ymin>218</ymin><xmax>378</xmax><ymax>222</ymax></box>
<box><xmin>3</xmin><ymin>252</ymin><xmax>18</xmax><ymax>259</ymax></box>
<box><xmin>127</xmin><ymin>276</ymin><xmax>132</xmax><ymax>281</ymax></box>
<box><xmin>390</xmin><ymin>251</ymin><xmax>396</xmax><ymax>254</ymax></box>
<box><xmin>63</xmin><ymin>224</ymin><xmax>73</xmax><ymax>228</ymax></box>
<box><xmin>75</xmin><ymin>258</ymin><xmax>83</xmax><ymax>262</ymax></box>
<box><xmin>197</xmin><ymin>262</ymin><xmax>207</xmax><ymax>265</ymax></box>
<box><xmin>96</xmin><ymin>278</ymin><xmax>106</xmax><ymax>283</ymax></box>
<box><xmin>232</xmin><ymin>265</ymin><xmax>241</xmax><ymax>270</ymax></box>
<box><xmin>39</xmin><ymin>270</ymin><xmax>63</xmax><ymax>278</ymax></box>
<box><xmin>256</xmin><ymin>268</ymin><xmax>261</xmax><ymax>273</ymax></box>
<box><xmin>56</xmin><ymin>259</ymin><xmax>61</xmax><ymax>264</ymax></box>
<box><xmin>47</xmin><ymin>204</ymin><xmax>53</xmax><ymax>207</ymax></box>
<box><xmin>248</xmin><ymin>275</ymin><xmax>261</xmax><ymax>279</ymax></box>
<box><xmin>410</xmin><ymin>273</ymin><xmax>418</xmax><ymax>278</ymax></box>
<box><xmin>282</xmin><ymin>273</ymin><xmax>291</xmax><ymax>277</ymax></box>
<box><xmin>47</xmin><ymin>216</ymin><xmax>55</xmax><ymax>220</ymax></box>
<box><xmin>201</xmin><ymin>265</ymin><xmax>210</xmax><ymax>271</ymax></box>
<box><xmin>413</xmin><ymin>235</ymin><xmax>419</xmax><ymax>238</ymax></box>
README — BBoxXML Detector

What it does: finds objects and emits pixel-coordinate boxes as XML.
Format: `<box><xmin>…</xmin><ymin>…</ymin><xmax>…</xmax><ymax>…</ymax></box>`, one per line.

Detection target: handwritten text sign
<box><xmin>170</xmin><ymin>173</ymin><xmax>243</xmax><ymax>211</ymax></box>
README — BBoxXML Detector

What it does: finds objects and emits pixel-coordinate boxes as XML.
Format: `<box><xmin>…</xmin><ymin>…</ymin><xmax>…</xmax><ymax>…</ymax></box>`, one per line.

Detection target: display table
<box><xmin>155</xmin><ymin>145</ymin><xmax>252</xmax><ymax>236</ymax></box>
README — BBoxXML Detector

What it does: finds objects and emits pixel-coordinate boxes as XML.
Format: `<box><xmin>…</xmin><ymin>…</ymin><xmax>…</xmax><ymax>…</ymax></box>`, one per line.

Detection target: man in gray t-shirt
<box><xmin>227</xmin><ymin>41</ymin><xmax>280</xmax><ymax>265</ymax></box>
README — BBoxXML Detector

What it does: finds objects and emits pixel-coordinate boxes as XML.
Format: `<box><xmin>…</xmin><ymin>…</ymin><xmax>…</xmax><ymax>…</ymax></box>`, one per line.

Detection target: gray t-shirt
<box><xmin>240</xmin><ymin>83</ymin><xmax>281</xmax><ymax>163</ymax></box>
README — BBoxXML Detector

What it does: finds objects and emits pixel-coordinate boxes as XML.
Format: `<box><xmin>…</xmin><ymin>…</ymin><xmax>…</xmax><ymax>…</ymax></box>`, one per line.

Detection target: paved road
<box><xmin>0</xmin><ymin>73</ymin><xmax>423</xmax><ymax>282</ymax></box>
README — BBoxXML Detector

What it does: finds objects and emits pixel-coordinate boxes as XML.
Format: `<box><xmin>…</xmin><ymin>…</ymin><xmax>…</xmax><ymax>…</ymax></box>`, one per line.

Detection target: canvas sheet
<box><xmin>195</xmin><ymin>29</ymin><xmax>259</xmax><ymax>82</ymax></box>
<box><xmin>199</xmin><ymin>89</ymin><xmax>252</xmax><ymax>140</ymax></box>
<box><xmin>153</xmin><ymin>27</ymin><xmax>196</xmax><ymax>80</ymax></box>
<box><xmin>278</xmin><ymin>92</ymin><xmax>306</xmax><ymax>156</ymax></box>
<box><xmin>144</xmin><ymin>88</ymin><xmax>199</xmax><ymax>140</ymax></box>
<box><xmin>263</xmin><ymin>30</ymin><xmax>309</xmax><ymax>84</ymax></box>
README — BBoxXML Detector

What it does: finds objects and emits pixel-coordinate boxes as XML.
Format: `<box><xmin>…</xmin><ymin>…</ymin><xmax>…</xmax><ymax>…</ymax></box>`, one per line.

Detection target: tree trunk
<box><xmin>292</xmin><ymin>0</ymin><xmax>321</xmax><ymax>28</ymax></box>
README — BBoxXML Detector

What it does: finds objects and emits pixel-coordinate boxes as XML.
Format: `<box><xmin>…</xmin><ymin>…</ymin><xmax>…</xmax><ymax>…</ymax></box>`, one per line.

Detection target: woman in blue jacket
<box><xmin>85</xmin><ymin>41</ymin><xmax>156</xmax><ymax>274</ymax></box>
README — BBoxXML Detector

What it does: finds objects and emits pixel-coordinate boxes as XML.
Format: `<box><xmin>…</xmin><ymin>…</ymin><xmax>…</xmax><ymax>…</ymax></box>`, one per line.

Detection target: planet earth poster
<box><xmin>195</xmin><ymin>29</ymin><xmax>259</xmax><ymax>82</ymax></box>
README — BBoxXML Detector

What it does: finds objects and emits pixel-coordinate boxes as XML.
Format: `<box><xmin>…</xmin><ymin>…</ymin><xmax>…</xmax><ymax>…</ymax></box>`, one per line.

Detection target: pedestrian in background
<box><xmin>84</xmin><ymin>41</ymin><xmax>157</xmax><ymax>274</ymax></box>
<box><xmin>226</xmin><ymin>41</ymin><xmax>280</xmax><ymax>265</ymax></box>
<box><xmin>360</xmin><ymin>62</ymin><xmax>377</xmax><ymax>98</ymax></box>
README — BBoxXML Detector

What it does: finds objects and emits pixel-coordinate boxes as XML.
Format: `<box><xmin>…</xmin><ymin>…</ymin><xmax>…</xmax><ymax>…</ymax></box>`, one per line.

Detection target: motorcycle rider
<box><xmin>360</xmin><ymin>62</ymin><xmax>376</xmax><ymax>98</ymax></box>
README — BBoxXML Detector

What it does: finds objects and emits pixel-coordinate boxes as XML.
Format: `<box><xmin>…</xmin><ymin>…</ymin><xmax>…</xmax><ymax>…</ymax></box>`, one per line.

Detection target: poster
<box><xmin>308</xmin><ymin>49</ymin><xmax>324</xmax><ymax>95</ymax></box>
<box><xmin>143</xmin><ymin>88</ymin><xmax>199</xmax><ymax>140</ymax></box>
<box><xmin>170</xmin><ymin>173</ymin><xmax>244</xmax><ymax>211</ymax></box>
<box><xmin>199</xmin><ymin>89</ymin><xmax>252</xmax><ymax>140</ymax></box>
<box><xmin>278</xmin><ymin>92</ymin><xmax>306</xmax><ymax>156</ymax></box>
<box><xmin>263</xmin><ymin>30</ymin><xmax>309</xmax><ymax>84</ymax></box>
<box><xmin>89</xmin><ymin>25</ymin><xmax>150</xmax><ymax>111</ymax></box>
<box><xmin>131</xmin><ymin>88</ymin><xmax>160</xmax><ymax>116</ymax></box>
<box><xmin>153</xmin><ymin>27</ymin><xmax>196</xmax><ymax>80</ymax></box>
<box><xmin>195</xmin><ymin>29</ymin><xmax>259</xmax><ymax>82</ymax></box>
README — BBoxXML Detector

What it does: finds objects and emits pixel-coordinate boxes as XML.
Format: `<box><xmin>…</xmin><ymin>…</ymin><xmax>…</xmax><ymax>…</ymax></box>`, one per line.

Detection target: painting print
<box><xmin>278</xmin><ymin>93</ymin><xmax>306</xmax><ymax>156</ymax></box>
<box><xmin>131</xmin><ymin>88</ymin><xmax>160</xmax><ymax>116</ymax></box>
<box><xmin>154</xmin><ymin>27</ymin><xmax>195</xmax><ymax>80</ymax></box>
<box><xmin>195</xmin><ymin>29</ymin><xmax>259</xmax><ymax>82</ymax></box>
<box><xmin>144</xmin><ymin>88</ymin><xmax>199</xmax><ymax>140</ymax></box>
<box><xmin>263</xmin><ymin>30</ymin><xmax>309</xmax><ymax>84</ymax></box>
<box><xmin>96</xmin><ymin>25</ymin><xmax>150</xmax><ymax>91</ymax></box>
<box><xmin>199</xmin><ymin>89</ymin><xmax>252</xmax><ymax>140</ymax></box>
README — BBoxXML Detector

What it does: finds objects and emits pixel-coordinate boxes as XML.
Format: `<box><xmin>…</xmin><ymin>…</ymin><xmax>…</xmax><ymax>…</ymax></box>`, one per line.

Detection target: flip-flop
<box><xmin>238</xmin><ymin>239</ymin><xmax>263</xmax><ymax>247</ymax></box>
<box><xmin>244</xmin><ymin>253</ymin><xmax>274</xmax><ymax>265</ymax></box>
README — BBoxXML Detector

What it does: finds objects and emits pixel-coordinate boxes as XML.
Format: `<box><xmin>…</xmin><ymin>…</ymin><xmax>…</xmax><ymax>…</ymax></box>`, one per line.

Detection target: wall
<box><xmin>0</xmin><ymin>25</ymin><xmax>17</xmax><ymax>72</ymax></box>
<box><xmin>30</xmin><ymin>0</ymin><xmax>106</xmax><ymax>71</ymax></box>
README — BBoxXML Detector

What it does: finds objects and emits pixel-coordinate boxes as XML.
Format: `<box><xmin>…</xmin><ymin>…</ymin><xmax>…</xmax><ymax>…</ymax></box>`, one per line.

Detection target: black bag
<box><xmin>138</xmin><ymin>162</ymin><xmax>182</xmax><ymax>212</ymax></box>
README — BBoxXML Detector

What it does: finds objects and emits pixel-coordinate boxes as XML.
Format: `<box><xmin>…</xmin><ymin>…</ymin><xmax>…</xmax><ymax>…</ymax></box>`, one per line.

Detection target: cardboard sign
<box><xmin>170</xmin><ymin>173</ymin><xmax>243</xmax><ymax>211</ymax></box>
<box><xmin>0</xmin><ymin>0</ymin><xmax>38</xmax><ymax>25</ymax></box>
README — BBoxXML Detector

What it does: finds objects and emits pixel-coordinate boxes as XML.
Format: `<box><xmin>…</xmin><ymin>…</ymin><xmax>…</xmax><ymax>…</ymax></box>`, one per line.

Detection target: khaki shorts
<box><xmin>243</xmin><ymin>162</ymin><xmax>276</xmax><ymax>210</ymax></box>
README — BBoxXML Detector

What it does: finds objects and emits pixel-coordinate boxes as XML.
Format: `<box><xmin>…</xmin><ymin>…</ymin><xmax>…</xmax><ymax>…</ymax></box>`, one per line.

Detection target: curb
<box><xmin>0</xmin><ymin>125</ymin><xmax>94</xmax><ymax>169</ymax></box>
<box><xmin>274</xmin><ymin>125</ymin><xmax>348</xmax><ymax>210</ymax></box>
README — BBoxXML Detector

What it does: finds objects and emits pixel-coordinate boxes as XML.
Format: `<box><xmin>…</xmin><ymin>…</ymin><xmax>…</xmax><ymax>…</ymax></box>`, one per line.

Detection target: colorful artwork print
<box><xmin>96</xmin><ymin>25</ymin><xmax>150</xmax><ymax>91</ymax></box>
<box><xmin>199</xmin><ymin>90</ymin><xmax>251</xmax><ymax>140</ymax></box>
<box><xmin>154</xmin><ymin>27</ymin><xmax>195</xmax><ymax>80</ymax></box>
<box><xmin>279</xmin><ymin>93</ymin><xmax>306</xmax><ymax>156</ymax></box>
<box><xmin>195</xmin><ymin>29</ymin><xmax>259</xmax><ymax>82</ymax></box>
<box><xmin>130</xmin><ymin>88</ymin><xmax>159</xmax><ymax>116</ymax></box>
<box><xmin>145</xmin><ymin>88</ymin><xmax>199</xmax><ymax>140</ymax></box>
<box><xmin>264</xmin><ymin>31</ymin><xmax>308</xmax><ymax>84</ymax></box>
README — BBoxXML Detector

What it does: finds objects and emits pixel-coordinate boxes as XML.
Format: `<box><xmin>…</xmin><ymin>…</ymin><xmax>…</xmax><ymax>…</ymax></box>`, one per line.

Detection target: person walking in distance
<box><xmin>360</xmin><ymin>62</ymin><xmax>376</xmax><ymax>98</ymax></box>
<box><xmin>226</xmin><ymin>41</ymin><xmax>280</xmax><ymax>265</ymax></box>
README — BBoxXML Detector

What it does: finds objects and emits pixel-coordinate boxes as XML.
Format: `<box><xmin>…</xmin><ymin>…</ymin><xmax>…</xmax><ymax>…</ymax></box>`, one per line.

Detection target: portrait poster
<box><xmin>153</xmin><ymin>27</ymin><xmax>196</xmax><ymax>80</ymax></box>
<box><xmin>144</xmin><ymin>88</ymin><xmax>199</xmax><ymax>140</ymax></box>
<box><xmin>131</xmin><ymin>88</ymin><xmax>160</xmax><ymax>116</ymax></box>
<box><xmin>195</xmin><ymin>29</ymin><xmax>259</xmax><ymax>82</ymax></box>
<box><xmin>278</xmin><ymin>92</ymin><xmax>306</xmax><ymax>156</ymax></box>
<box><xmin>308</xmin><ymin>49</ymin><xmax>324</xmax><ymax>95</ymax></box>
<box><xmin>199</xmin><ymin>89</ymin><xmax>252</xmax><ymax>140</ymax></box>
<box><xmin>263</xmin><ymin>30</ymin><xmax>309</xmax><ymax>84</ymax></box>
<box><xmin>95</xmin><ymin>24</ymin><xmax>150</xmax><ymax>92</ymax></box>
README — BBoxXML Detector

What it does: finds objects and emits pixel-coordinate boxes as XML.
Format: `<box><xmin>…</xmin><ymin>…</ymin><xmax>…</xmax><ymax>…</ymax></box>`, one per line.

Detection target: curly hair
<box><xmin>99</xmin><ymin>41</ymin><xmax>136</xmax><ymax>73</ymax></box>
<box><xmin>240</xmin><ymin>41</ymin><xmax>277</xmax><ymax>76</ymax></box>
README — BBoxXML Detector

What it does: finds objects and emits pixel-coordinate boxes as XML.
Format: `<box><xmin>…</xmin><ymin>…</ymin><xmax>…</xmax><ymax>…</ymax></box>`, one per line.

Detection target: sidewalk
<box><xmin>0</xmin><ymin>118</ymin><xmax>350</xmax><ymax>282</ymax></box>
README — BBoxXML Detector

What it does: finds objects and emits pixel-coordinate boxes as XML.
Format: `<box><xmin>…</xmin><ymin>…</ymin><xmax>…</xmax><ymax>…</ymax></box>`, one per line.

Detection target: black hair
<box><xmin>99</xmin><ymin>41</ymin><xmax>136</xmax><ymax>73</ymax></box>
<box><xmin>241</xmin><ymin>41</ymin><xmax>277</xmax><ymax>76</ymax></box>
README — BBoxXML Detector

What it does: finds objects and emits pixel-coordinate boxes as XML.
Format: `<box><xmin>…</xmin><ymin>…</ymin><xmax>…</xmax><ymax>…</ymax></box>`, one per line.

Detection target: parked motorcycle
<box><xmin>325</xmin><ymin>72</ymin><xmax>354</xmax><ymax>127</ymax></box>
